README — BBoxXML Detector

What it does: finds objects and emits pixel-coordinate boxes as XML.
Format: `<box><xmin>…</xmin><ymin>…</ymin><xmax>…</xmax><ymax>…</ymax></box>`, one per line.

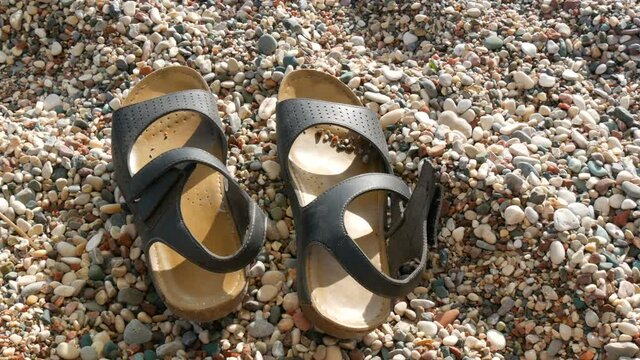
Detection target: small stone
<box><xmin>364</xmin><ymin>92</ymin><xmax>391</xmax><ymax>104</ymax></box>
<box><xmin>562</xmin><ymin>69</ymin><xmax>578</xmax><ymax>81</ymax></box>
<box><xmin>156</xmin><ymin>341</ymin><xmax>184</xmax><ymax>358</ymax></box>
<box><xmin>604</xmin><ymin>342</ymin><xmax>639</xmax><ymax>360</ymax></box>
<box><xmin>382</xmin><ymin>67</ymin><xmax>403</xmax><ymax>82</ymax></box>
<box><xmin>262</xmin><ymin>160</ymin><xmax>280</xmax><ymax>180</ymax></box>
<box><xmin>51</xmin><ymin>42</ymin><xmax>63</xmax><ymax>56</ymax></box>
<box><xmin>259</xmin><ymin>97</ymin><xmax>277</xmax><ymax>120</ymax></box>
<box><xmin>282</xmin><ymin>293</ymin><xmax>299</xmax><ymax>313</ymax></box>
<box><xmin>43</xmin><ymin>94</ymin><xmax>62</xmax><ymax>111</ymax></box>
<box><xmin>547</xmin><ymin>339</ymin><xmax>563</xmax><ymax>357</ymax></box>
<box><xmin>117</xmin><ymin>288</ymin><xmax>144</xmax><ymax>305</ymax></box>
<box><xmin>618</xmin><ymin>323</ymin><xmax>639</xmax><ymax>336</ymax></box>
<box><xmin>258</xmin><ymin>34</ymin><xmax>277</xmax><ymax>55</ymax></box>
<box><xmin>394</xmin><ymin>301</ymin><xmax>407</xmax><ymax>316</ymax></box>
<box><xmin>442</xmin><ymin>335</ymin><xmax>458</xmax><ymax>346</ymax></box>
<box><xmin>122</xmin><ymin>1</ymin><xmax>136</xmax><ymax>16</ymax></box>
<box><xmin>539</xmin><ymin>74</ymin><xmax>556</xmax><ymax>87</ymax></box>
<box><xmin>485</xmin><ymin>35</ymin><xmax>504</xmax><ymax>50</ymax></box>
<box><xmin>124</xmin><ymin>319</ymin><xmax>152</xmax><ymax>344</ymax></box>
<box><xmin>402</xmin><ymin>32</ymin><xmax>418</xmax><ymax>46</ymax></box>
<box><xmin>553</xmin><ymin>208</ymin><xmax>579</xmax><ymax>231</ymax></box>
<box><xmin>417</xmin><ymin>321</ymin><xmax>438</xmax><ymax>337</ymax></box>
<box><xmin>248</xmin><ymin>319</ymin><xmax>275</xmax><ymax>338</ymax></box>
<box><xmin>380</xmin><ymin>109</ymin><xmax>405</xmax><ymax>127</ymax></box>
<box><xmin>80</xmin><ymin>346</ymin><xmax>98</xmax><ymax>360</ymax></box>
<box><xmin>487</xmin><ymin>330</ymin><xmax>506</xmax><ymax>350</ymax></box>
<box><xmin>513</xmin><ymin>71</ymin><xmax>535</xmax><ymax>90</ymax></box>
<box><xmin>54</xmin><ymin>285</ymin><xmax>76</xmax><ymax>298</ymax></box>
<box><xmin>521</xmin><ymin>42</ymin><xmax>537</xmax><ymax>56</ymax></box>
<box><xmin>293</xmin><ymin>310</ymin><xmax>313</xmax><ymax>331</ymax></box>
<box><xmin>57</xmin><ymin>342</ymin><xmax>80</xmax><ymax>360</ymax></box>
<box><xmin>438</xmin><ymin>111</ymin><xmax>472</xmax><ymax>138</ymax></box>
<box><xmin>504</xmin><ymin>205</ymin><xmax>525</xmax><ymax>225</ymax></box>
<box><xmin>257</xmin><ymin>285</ymin><xmax>278</xmax><ymax>302</ymax></box>
<box><xmin>622</xmin><ymin>182</ymin><xmax>640</xmax><ymax>199</ymax></box>
<box><xmin>549</xmin><ymin>241</ymin><xmax>566</xmax><ymax>265</ymax></box>
<box><xmin>435</xmin><ymin>309</ymin><xmax>459</xmax><ymax>327</ymax></box>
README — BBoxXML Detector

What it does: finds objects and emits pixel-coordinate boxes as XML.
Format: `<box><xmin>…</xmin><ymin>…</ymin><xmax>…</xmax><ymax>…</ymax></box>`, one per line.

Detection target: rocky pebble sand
<box><xmin>0</xmin><ymin>0</ymin><xmax>639</xmax><ymax>359</ymax></box>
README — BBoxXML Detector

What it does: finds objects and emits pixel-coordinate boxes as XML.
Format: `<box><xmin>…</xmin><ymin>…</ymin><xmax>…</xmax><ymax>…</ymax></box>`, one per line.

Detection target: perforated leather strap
<box><xmin>276</xmin><ymin>98</ymin><xmax>392</xmax><ymax>177</ymax></box>
<box><xmin>297</xmin><ymin>172</ymin><xmax>434</xmax><ymax>298</ymax></box>
<box><xmin>132</xmin><ymin>147</ymin><xmax>266</xmax><ymax>273</ymax></box>
<box><xmin>112</xmin><ymin>90</ymin><xmax>227</xmax><ymax>202</ymax></box>
<box><xmin>112</xmin><ymin>90</ymin><xmax>226</xmax><ymax>157</ymax></box>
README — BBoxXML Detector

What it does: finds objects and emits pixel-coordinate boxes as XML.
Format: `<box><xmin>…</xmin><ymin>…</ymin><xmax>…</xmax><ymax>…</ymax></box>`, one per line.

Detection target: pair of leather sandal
<box><xmin>112</xmin><ymin>66</ymin><xmax>442</xmax><ymax>338</ymax></box>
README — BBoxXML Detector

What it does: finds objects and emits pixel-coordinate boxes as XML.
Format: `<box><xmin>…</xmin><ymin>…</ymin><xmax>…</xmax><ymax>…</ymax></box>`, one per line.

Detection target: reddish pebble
<box><xmin>434</xmin><ymin>309</ymin><xmax>459</xmax><ymax>327</ymax></box>
<box><xmin>293</xmin><ymin>310</ymin><xmax>313</xmax><ymax>331</ymax></box>
<box><xmin>613</xmin><ymin>210</ymin><xmax>630</xmax><ymax>227</ymax></box>
<box><xmin>139</xmin><ymin>66</ymin><xmax>153</xmax><ymax>76</ymax></box>
<box><xmin>579</xmin><ymin>350</ymin><xmax>595</xmax><ymax>360</ymax></box>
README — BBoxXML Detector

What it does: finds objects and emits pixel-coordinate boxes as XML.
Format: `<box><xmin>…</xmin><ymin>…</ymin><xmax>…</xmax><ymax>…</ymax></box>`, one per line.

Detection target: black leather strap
<box><xmin>112</xmin><ymin>90</ymin><xmax>226</xmax><ymax>161</ymax></box>
<box><xmin>387</xmin><ymin>162</ymin><xmax>442</xmax><ymax>274</ymax></box>
<box><xmin>128</xmin><ymin>148</ymin><xmax>228</xmax><ymax>200</ymax></box>
<box><xmin>297</xmin><ymin>173</ymin><xmax>431</xmax><ymax>297</ymax></box>
<box><xmin>112</xmin><ymin>90</ymin><xmax>227</xmax><ymax>202</ymax></box>
<box><xmin>130</xmin><ymin>147</ymin><xmax>266</xmax><ymax>273</ymax></box>
<box><xmin>276</xmin><ymin>98</ymin><xmax>392</xmax><ymax>176</ymax></box>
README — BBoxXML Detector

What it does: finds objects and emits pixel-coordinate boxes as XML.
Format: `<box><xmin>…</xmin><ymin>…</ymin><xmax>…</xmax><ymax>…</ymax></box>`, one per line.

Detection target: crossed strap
<box><xmin>297</xmin><ymin>161</ymin><xmax>441</xmax><ymax>298</ymax></box>
<box><xmin>128</xmin><ymin>147</ymin><xmax>266</xmax><ymax>272</ymax></box>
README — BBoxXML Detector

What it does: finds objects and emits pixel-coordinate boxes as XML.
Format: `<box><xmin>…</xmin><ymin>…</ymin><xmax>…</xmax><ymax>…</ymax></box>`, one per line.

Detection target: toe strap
<box><xmin>131</xmin><ymin>147</ymin><xmax>266</xmax><ymax>273</ymax></box>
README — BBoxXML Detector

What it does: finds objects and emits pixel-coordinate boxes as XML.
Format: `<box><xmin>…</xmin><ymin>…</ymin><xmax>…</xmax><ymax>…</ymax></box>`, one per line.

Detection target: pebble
<box><xmin>248</xmin><ymin>319</ymin><xmax>275</xmax><ymax>338</ymax></box>
<box><xmin>549</xmin><ymin>241</ymin><xmax>566</xmax><ymax>265</ymax></box>
<box><xmin>122</xmin><ymin>1</ymin><xmax>136</xmax><ymax>16</ymax></box>
<box><xmin>364</xmin><ymin>92</ymin><xmax>391</xmax><ymax>104</ymax></box>
<box><xmin>257</xmin><ymin>285</ymin><xmax>279</xmax><ymax>302</ymax></box>
<box><xmin>513</xmin><ymin>71</ymin><xmax>535</xmax><ymax>90</ymax></box>
<box><xmin>487</xmin><ymin>330</ymin><xmax>506</xmax><ymax>350</ymax></box>
<box><xmin>258</xmin><ymin>34</ymin><xmax>277</xmax><ymax>55</ymax></box>
<box><xmin>553</xmin><ymin>208</ymin><xmax>580</xmax><ymax>231</ymax></box>
<box><xmin>504</xmin><ymin>205</ymin><xmax>525</xmax><ymax>225</ymax></box>
<box><xmin>562</xmin><ymin>69</ymin><xmax>579</xmax><ymax>81</ymax></box>
<box><xmin>258</xmin><ymin>97</ymin><xmax>277</xmax><ymax>120</ymax></box>
<box><xmin>521</xmin><ymin>42</ymin><xmax>537</xmax><ymax>56</ymax></box>
<box><xmin>380</xmin><ymin>109</ymin><xmax>405</xmax><ymax>127</ymax></box>
<box><xmin>538</xmin><ymin>74</ymin><xmax>556</xmax><ymax>87</ymax></box>
<box><xmin>604</xmin><ymin>343</ymin><xmax>639</xmax><ymax>360</ymax></box>
<box><xmin>80</xmin><ymin>346</ymin><xmax>97</xmax><ymax>360</ymax></box>
<box><xmin>485</xmin><ymin>35</ymin><xmax>504</xmax><ymax>50</ymax></box>
<box><xmin>43</xmin><ymin>94</ymin><xmax>62</xmax><ymax>111</ymax></box>
<box><xmin>124</xmin><ymin>319</ymin><xmax>152</xmax><ymax>344</ymax></box>
<box><xmin>438</xmin><ymin>111</ymin><xmax>472</xmax><ymax>138</ymax></box>
<box><xmin>57</xmin><ymin>342</ymin><xmax>80</xmax><ymax>360</ymax></box>
<box><xmin>54</xmin><ymin>285</ymin><xmax>76</xmax><ymax>298</ymax></box>
<box><xmin>417</xmin><ymin>321</ymin><xmax>438</xmax><ymax>337</ymax></box>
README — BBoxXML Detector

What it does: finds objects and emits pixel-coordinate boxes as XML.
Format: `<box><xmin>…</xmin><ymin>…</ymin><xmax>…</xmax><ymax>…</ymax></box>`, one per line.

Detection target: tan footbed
<box><xmin>279</xmin><ymin>70</ymin><xmax>391</xmax><ymax>338</ymax></box>
<box><xmin>122</xmin><ymin>66</ymin><xmax>245</xmax><ymax>321</ymax></box>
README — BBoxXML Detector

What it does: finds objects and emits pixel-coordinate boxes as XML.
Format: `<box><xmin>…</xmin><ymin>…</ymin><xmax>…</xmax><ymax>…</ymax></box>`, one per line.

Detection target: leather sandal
<box><xmin>111</xmin><ymin>66</ymin><xmax>266</xmax><ymax>321</ymax></box>
<box><xmin>276</xmin><ymin>69</ymin><xmax>442</xmax><ymax>338</ymax></box>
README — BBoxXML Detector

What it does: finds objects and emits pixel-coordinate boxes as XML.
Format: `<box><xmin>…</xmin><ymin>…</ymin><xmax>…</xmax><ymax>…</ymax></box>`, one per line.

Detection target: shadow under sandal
<box><xmin>276</xmin><ymin>70</ymin><xmax>442</xmax><ymax>338</ymax></box>
<box><xmin>111</xmin><ymin>66</ymin><xmax>266</xmax><ymax>321</ymax></box>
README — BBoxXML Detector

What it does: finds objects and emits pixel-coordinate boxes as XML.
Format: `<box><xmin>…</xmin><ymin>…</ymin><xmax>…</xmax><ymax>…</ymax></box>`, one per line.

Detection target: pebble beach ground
<box><xmin>1</xmin><ymin>0</ymin><xmax>640</xmax><ymax>359</ymax></box>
